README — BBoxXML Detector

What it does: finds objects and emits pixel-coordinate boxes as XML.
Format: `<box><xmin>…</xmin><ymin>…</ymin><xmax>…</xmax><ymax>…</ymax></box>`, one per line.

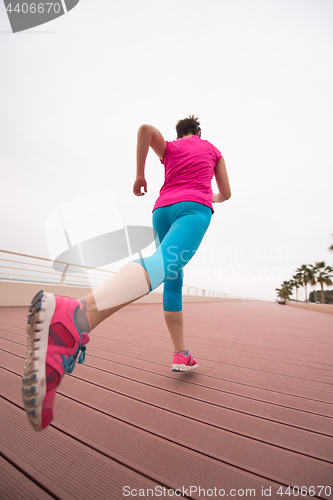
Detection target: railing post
<box><xmin>61</xmin><ymin>264</ymin><xmax>69</xmax><ymax>285</ymax></box>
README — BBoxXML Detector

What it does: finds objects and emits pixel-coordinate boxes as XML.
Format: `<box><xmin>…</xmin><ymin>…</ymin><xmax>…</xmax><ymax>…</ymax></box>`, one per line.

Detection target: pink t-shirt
<box><xmin>153</xmin><ymin>135</ymin><xmax>222</xmax><ymax>213</ymax></box>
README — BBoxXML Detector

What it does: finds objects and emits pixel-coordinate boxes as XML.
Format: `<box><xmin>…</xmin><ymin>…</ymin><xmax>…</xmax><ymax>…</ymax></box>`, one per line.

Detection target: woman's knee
<box><xmin>163</xmin><ymin>287</ymin><xmax>182</xmax><ymax>312</ymax></box>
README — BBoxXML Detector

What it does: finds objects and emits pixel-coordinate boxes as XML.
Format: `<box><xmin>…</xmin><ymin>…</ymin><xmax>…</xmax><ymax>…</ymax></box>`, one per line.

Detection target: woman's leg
<box><xmin>149</xmin><ymin>207</ymin><xmax>186</xmax><ymax>351</ymax></box>
<box><xmin>23</xmin><ymin>202</ymin><xmax>210</xmax><ymax>430</ymax></box>
<box><xmin>23</xmin><ymin>261</ymin><xmax>152</xmax><ymax>431</ymax></box>
<box><xmin>164</xmin><ymin>311</ymin><xmax>185</xmax><ymax>351</ymax></box>
<box><xmin>142</xmin><ymin>202</ymin><xmax>212</xmax><ymax>351</ymax></box>
<box><xmin>146</xmin><ymin>207</ymin><xmax>186</xmax><ymax>351</ymax></box>
<box><xmin>162</xmin><ymin>269</ymin><xmax>185</xmax><ymax>350</ymax></box>
<box><xmin>82</xmin><ymin>263</ymin><xmax>151</xmax><ymax>330</ymax></box>
<box><xmin>143</xmin><ymin>206</ymin><xmax>186</xmax><ymax>350</ymax></box>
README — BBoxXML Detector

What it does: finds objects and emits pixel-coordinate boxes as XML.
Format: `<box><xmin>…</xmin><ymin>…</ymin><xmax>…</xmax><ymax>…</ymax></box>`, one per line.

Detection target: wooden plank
<box><xmin>3</xmin><ymin>334</ymin><xmax>333</xmax><ymax>418</ymax></box>
<box><xmin>2</xmin><ymin>346</ymin><xmax>333</xmax><ymax>443</ymax></box>
<box><xmin>2</xmin><ymin>362</ymin><xmax>333</xmax><ymax>478</ymax></box>
<box><xmin>0</xmin><ymin>399</ymin><xmax>165</xmax><ymax>500</ymax></box>
<box><xmin>1</xmin><ymin>301</ymin><xmax>333</xmax><ymax>500</ymax></box>
<box><xmin>2</xmin><ymin>327</ymin><xmax>333</xmax><ymax>400</ymax></box>
<box><xmin>0</xmin><ymin>456</ymin><xmax>54</xmax><ymax>500</ymax></box>
<box><xmin>2</xmin><ymin>371</ymin><xmax>332</xmax><ymax>498</ymax></box>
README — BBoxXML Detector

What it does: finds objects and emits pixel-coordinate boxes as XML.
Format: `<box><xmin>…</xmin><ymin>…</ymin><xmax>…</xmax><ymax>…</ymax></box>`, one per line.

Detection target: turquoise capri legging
<box><xmin>133</xmin><ymin>201</ymin><xmax>212</xmax><ymax>312</ymax></box>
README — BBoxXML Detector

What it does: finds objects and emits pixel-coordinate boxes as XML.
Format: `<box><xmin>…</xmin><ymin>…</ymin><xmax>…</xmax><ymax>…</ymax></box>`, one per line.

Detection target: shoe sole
<box><xmin>22</xmin><ymin>290</ymin><xmax>56</xmax><ymax>431</ymax></box>
<box><xmin>172</xmin><ymin>363</ymin><xmax>198</xmax><ymax>372</ymax></box>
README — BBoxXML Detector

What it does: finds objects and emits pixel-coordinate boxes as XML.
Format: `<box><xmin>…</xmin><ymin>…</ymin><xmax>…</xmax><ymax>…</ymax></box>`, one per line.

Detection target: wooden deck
<box><xmin>0</xmin><ymin>300</ymin><xmax>332</xmax><ymax>500</ymax></box>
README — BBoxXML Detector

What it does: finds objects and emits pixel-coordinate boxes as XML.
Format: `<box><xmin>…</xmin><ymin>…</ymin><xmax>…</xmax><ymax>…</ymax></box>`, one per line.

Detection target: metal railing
<box><xmin>0</xmin><ymin>249</ymin><xmax>247</xmax><ymax>300</ymax></box>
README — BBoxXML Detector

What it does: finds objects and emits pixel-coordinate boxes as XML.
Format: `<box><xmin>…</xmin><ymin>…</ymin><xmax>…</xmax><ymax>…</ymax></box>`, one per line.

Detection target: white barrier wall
<box><xmin>0</xmin><ymin>280</ymin><xmax>238</xmax><ymax>307</ymax></box>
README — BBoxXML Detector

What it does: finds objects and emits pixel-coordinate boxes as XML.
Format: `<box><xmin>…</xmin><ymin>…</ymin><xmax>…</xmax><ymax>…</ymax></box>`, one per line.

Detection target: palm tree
<box><xmin>294</xmin><ymin>271</ymin><xmax>304</xmax><ymax>299</ymax></box>
<box><xmin>310</xmin><ymin>261</ymin><xmax>333</xmax><ymax>304</ymax></box>
<box><xmin>282</xmin><ymin>280</ymin><xmax>294</xmax><ymax>296</ymax></box>
<box><xmin>276</xmin><ymin>281</ymin><xmax>293</xmax><ymax>304</ymax></box>
<box><xmin>295</xmin><ymin>265</ymin><xmax>314</xmax><ymax>302</ymax></box>
<box><xmin>276</xmin><ymin>286</ymin><xmax>291</xmax><ymax>304</ymax></box>
<box><xmin>290</xmin><ymin>276</ymin><xmax>301</xmax><ymax>302</ymax></box>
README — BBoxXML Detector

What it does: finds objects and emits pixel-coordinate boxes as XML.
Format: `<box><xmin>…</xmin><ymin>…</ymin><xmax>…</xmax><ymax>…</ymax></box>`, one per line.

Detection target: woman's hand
<box><xmin>212</xmin><ymin>191</ymin><xmax>229</xmax><ymax>203</ymax></box>
<box><xmin>133</xmin><ymin>177</ymin><xmax>147</xmax><ymax>196</ymax></box>
<box><xmin>212</xmin><ymin>192</ymin><xmax>220</xmax><ymax>203</ymax></box>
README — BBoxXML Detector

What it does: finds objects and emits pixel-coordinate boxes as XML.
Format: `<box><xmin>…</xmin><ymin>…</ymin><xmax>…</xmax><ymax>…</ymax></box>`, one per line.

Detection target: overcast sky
<box><xmin>1</xmin><ymin>0</ymin><xmax>332</xmax><ymax>301</ymax></box>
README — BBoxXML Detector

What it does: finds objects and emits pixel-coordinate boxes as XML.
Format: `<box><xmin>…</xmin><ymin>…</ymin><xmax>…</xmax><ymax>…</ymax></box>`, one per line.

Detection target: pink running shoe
<box><xmin>172</xmin><ymin>348</ymin><xmax>198</xmax><ymax>372</ymax></box>
<box><xmin>22</xmin><ymin>290</ymin><xmax>90</xmax><ymax>431</ymax></box>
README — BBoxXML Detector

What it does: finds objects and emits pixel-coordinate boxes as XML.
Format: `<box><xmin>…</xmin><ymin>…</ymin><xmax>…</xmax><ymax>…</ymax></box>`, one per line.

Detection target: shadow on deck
<box><xmin>0</xmin><ymin>300</ymin><xmax>333</xmax><ymax>499</ymax></box>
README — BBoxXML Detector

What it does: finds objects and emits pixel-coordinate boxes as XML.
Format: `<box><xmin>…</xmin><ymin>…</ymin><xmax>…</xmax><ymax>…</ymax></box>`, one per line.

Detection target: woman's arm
<box><xmin>212</xmin><ymin>156</ymin><xmax>231</xmax><ymax>203</ymax></box>
<box><xmin>133</xmin><ymin>124</ymin><xmax>166</xmax><ymax>196</ymax></box>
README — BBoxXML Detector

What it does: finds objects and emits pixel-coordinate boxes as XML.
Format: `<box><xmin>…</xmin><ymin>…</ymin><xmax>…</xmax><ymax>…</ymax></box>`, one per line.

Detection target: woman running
<box><xmin>22</xmin><ymin>115</ymin><xmax>231</xmax><ymax>431</ymax></box>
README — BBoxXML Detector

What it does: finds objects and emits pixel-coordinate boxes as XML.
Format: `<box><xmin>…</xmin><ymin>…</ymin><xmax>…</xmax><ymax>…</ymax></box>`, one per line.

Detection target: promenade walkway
<box><xmin>0</xmin><ymin>300</ymin><xmax>332</xmax><ymax>500</ymax></box>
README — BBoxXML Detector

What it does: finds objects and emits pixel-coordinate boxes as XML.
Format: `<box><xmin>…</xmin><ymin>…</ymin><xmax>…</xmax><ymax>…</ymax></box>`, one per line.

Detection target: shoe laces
<box><xmin>175</xmin><ymin>348</ymin><xmax>189</xmax><ymax>356</ymax></box>
<box><xmin>62</xmin><ymin>342</ymin><xmax>86</xmax><ymax>374</ymax></box>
